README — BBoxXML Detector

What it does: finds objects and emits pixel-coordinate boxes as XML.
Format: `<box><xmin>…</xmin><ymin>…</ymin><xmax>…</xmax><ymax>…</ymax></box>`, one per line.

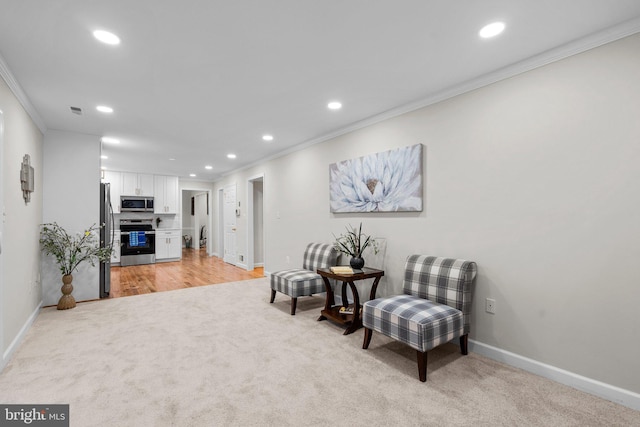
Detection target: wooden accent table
<box><xmin>316</xmin><ymin>267</ymin><xmax>385</xmax><ymax>335</ymax></box>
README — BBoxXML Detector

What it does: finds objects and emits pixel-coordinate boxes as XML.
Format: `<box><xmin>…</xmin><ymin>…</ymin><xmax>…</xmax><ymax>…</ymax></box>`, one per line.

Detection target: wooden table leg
<box><xmin>317</xmin><ymin>276</ymin><xmax>334</xmax><ymax>321</ymax></box>
<box><xmin>341</xmin><ymin>281</ymin><xmax>348</xmax><ymax>307</ymax></box>
<box><xmin>344</xmin><ymin>280</ymin><xmax>361</xmax><ymax>335</ymax></box>
<box><xmin>369</xmin><ymin>276</ymin><xmax>382</xmax><ymax>300</ymax></box>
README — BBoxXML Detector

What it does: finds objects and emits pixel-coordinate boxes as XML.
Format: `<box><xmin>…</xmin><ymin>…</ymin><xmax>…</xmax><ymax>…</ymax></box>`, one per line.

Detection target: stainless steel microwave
<box><xmin>120</xmin><ymin>196</ymin><xmax>154</xmax><ymax>212</ymax></box>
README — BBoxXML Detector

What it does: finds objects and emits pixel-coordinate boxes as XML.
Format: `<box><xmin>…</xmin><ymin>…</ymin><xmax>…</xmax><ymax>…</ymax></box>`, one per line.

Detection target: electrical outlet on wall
<box><xmin>286</xmin><ymin>256</ymin><xmax>290</xmax><ymax>264</ymax></box>
<box><xmin>486</xmin><ymin>298</ymin><xmax>496</xmax><ymax>314</ymax></box>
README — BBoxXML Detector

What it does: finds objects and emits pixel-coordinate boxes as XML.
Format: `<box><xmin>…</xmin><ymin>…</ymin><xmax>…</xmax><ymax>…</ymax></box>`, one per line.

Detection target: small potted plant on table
<box><xmin>333</xmin><ymin>222</ymin><xmax>378</xmax><ymax>270</ymax></box>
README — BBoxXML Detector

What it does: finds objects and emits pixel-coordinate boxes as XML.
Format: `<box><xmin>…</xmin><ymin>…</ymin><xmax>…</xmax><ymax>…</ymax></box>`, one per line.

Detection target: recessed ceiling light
<box><xmin>93</xmin><ymin>30</ymin><xmax>121</xmax><ymax>45</ymax></box>
<box><xmin>262</xmin><ymin>134</ymin><xmax>274</xmax><ymax>142</ymax></box>
<box><xmin>101</xmin><ymin>137</ymin><xmax>120</xmax><ymax>144</ymax></box>
<box><xmin>189</xmin><ymin>173</ymin><xmax>196</xmax><ymax>177</ymax></box>
<box><xmin>96</xmin><ymin>105</ymin><xmax>114</xmax><ymax>113</ymax></box>
<box><xmin>169</xmin><ymin>158</ymin><xmax>176</xmax><ymax>161</ymax></box>
<box><xmin>100</xmin><ymin>155</ymin><xmax>108</xmax><ymax>159</ymax></box>
<box><xmin>227</xmin><ymin>154</ymin><xmax>237</xmax><ymax>159</ymax></box>
<box><xmin>205</xmin><ymin>165</ymin><xmax>213</xmax><ymax>170</ymax></box>
<box><xmin>479</xmin><ymin>22</ymin><xmax>505</xmax><ymax>39</ymax></box>
<box><xmin>327</xmin><ymin>101</ymin><xmax>342</xmax><ymax>110</ymax></box>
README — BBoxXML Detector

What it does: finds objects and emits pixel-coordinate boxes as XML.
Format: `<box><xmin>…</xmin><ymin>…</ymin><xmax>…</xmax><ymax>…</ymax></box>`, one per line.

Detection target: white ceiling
<box><xmin>1</xmin><ymin>1</ymin><xmax>640</xmax><ymax>181</ymax></box>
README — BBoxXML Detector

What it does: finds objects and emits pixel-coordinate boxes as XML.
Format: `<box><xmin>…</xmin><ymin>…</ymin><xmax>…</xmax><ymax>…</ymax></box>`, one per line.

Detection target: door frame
<box><xmin>246</xmin><ymin>173</ymin><xmax>264</xmax><ymax>272</ymax></box>
<box><xmin>193</xmin><ymin>191</ymin><xmax>208</xmax><ymax>252</ymax></box>
<box><xmin>180</xmin><ymin>187</ymin><xmax>213</xmax><ymax>256</ymax></box>
<box><xmin>218</xmin><ymin>188</ymin><xmax>224</xmax><ymax>258</ymax></box>
<box><xmin>0</xmin><ymin>110</ymin><xmax>4</xmax><ymax>363</ymax></box>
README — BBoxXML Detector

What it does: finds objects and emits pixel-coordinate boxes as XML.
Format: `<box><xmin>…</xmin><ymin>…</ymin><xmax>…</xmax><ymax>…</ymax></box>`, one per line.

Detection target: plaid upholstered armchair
<box><xmin>362</xmin><ymin>255</ymin><xmax>477</xmax><ymax>381</ymax></box>
<box><xmin>270</xmin><ymin>243</ymin><xmax>339</xmax><ymax>315</ymax></box>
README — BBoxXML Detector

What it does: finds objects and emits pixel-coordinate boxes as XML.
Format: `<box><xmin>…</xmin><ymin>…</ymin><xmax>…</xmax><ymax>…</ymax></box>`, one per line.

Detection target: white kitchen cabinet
<box><xmin>102</xmin><ymin>170</ymin><xmax>122</xmax><ymax>213</ymax></box>
<box><xmin>156</xmin><ymin>229</ymin><xmax>182</xmax><ymax>260</ymax></box>
<box><xmin>154</xmin><ymin>175</ymin><xmax>179</xmax><ymax>214</ymax></box>
<box><xmin>121</xmin><ymin>172</ymin><xmax>138</xmax><ymax>196</ymax></box>
<box><xmin>122</xmin><ymin>172</ymin><xmax>154</xmax><ymax>196</ymax></box>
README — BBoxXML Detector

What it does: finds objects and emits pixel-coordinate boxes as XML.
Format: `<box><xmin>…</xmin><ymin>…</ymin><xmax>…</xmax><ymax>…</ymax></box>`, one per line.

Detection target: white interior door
<box><xmin>223</xmin><ymin>184</ymin><xmax>237</xmax><ymax>265</ymax></box>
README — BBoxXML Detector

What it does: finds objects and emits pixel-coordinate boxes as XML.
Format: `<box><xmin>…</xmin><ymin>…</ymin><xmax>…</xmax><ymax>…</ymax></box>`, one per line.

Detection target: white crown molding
<box><xmin>0</xmin><ymin>53</ymin><xmax>47</xmax><ymax>134</ymax></box>
<box><xmin>222</xmin><ymin>16</ymin><xmax>640</xmax><ymax>180</ymax></box>
<box><xmin>361</xmin><ymin>15</ymin><xmax>640</xmax><ymax>130</ymax></box>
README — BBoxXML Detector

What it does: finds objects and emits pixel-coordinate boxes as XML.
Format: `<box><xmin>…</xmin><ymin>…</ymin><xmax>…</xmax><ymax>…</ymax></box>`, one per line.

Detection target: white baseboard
<box><xmin>469</xmin><ymin>339</ymin><xmax>640</xmax><ymax>411</ymax></box>
<box><xmin>1</xmin><ymin>301</ymin><xmax>42</xmax><ymax>372</ymax></box>
<box><xmin>237</xmin><ymin>262</ymin><xmax>263</xmax><ymax>270</ymax></box>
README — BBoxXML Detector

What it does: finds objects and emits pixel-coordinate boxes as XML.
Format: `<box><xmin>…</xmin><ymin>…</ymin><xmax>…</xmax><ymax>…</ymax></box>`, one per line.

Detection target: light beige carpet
<box><xmin>1</xmin><ymin>278</ymin><xmax>638</xmax><ymax>426</ymax></box>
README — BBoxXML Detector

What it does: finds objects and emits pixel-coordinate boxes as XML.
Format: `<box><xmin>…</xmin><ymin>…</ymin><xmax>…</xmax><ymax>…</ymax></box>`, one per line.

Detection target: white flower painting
<box><xmin>329</xmin><ymin>144</ymin><xmax>423</xmax><ymax>213</ymax></box>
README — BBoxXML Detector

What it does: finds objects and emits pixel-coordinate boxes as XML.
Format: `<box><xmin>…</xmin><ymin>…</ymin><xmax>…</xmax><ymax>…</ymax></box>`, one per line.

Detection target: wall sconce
<box><xmin>20</xmin><ymin>154</ymin><xmax>34</xmax><ymax>204</ymax></box>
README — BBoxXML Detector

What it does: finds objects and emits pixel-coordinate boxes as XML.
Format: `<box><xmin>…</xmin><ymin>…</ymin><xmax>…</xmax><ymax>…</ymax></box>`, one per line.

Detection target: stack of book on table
<box><xmin>330</xmin><ymin>266</ymin><xmax>364</xmax><ymax>275</ymax></box>
<box><xmin>339</xmin><ymin>306</ymin><xmax>355</xmax><ymax>315</ymax></box>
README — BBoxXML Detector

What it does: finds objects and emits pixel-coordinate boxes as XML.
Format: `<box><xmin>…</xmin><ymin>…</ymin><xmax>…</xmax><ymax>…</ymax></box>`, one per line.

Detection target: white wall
<box><xmin>213</xmin><ymin>33</ymin><xmax>640</xmax><ymax>396</ymax></box>
<box><xmin>0</xmin><ymin>76</ymin><xmax>43</xmax><ymax>365</ymax></box>
<box><xmin>42</xmin><ymin>130</ymin><xmax>101</xmax><ymax>305</ymax></box>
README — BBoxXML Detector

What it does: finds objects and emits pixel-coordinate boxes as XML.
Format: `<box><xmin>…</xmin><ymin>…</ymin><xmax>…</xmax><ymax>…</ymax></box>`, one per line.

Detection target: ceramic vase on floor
<box><xmin>57</xmin><ymin>274</ymin><xmax>76</xmax><ymax>310</ymax></box>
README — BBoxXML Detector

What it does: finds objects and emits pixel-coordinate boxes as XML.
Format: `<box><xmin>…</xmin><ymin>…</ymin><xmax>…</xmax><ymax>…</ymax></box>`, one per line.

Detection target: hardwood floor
<box><xmin>109</xmin><ymin>248</ymin><xmax>265</xmax><ymax>298</ymax></box>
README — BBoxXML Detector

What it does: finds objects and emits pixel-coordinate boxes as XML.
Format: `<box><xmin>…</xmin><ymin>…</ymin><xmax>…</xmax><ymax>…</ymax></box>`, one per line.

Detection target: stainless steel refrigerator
<box><xmin>99</xmin><ymin>183</ymin><xmax>114</xmax><ymax>298</ymax></box>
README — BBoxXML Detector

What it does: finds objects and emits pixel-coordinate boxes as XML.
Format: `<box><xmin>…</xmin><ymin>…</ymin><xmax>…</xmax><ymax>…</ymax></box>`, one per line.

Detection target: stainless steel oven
<box><xmin>120</xmin><ymin>219</ymin><xmax>156</xmax><ymax>266</ymax></box>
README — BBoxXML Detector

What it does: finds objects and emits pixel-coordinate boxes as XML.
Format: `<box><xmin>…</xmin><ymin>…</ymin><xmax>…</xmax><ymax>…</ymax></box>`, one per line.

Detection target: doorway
<box><xmin>181</xmin><ymin>188</ymin><xmax>212</xmax><ymax>256</ymax></box>
<box><xmin>247</xmin><ymin>174</ymin><xmax>264</xmax><ymax>271</ymax></box>
<box><xmin>194</xmin><ymin>192</ymin><xmax>208</xmax><ymax>250</ymax></box>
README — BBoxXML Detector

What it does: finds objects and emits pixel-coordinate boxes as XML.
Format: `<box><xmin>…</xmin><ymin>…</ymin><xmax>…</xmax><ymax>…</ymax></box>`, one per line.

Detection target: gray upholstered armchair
<box><xmin>270</xmin><ymin>243</ymin><xmax>339</xmax><ymax>315</ymax></box>
<box><xmin>362</xmin><ymin>255</ymin><xmax>477</xmax><ymax>381</ymax></box>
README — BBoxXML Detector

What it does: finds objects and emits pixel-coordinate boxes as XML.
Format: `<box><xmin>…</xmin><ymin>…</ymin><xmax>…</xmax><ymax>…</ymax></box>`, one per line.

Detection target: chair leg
<box><xmin>290</xmin><ymin>297</ymin><xmax>297</xmax><ymax>315</ymax></box>
<box><xmin>417</xmin><ymin>350</ymin><xmax>428</xmax><ymax>382</ymax></box>
<box><xmin>459</xmin><ymin>334</ymin><xmax>469</xmax><ymax>355</ymax></box>
<box><xmin>270</xmin><ymin>289</ymin><xmax>276</xmax><ymax>303</ymax></box>
<box><xmin>363</xmin><ymin>327</ymin><xmax>373</xmax><ymax>349</ymax></box>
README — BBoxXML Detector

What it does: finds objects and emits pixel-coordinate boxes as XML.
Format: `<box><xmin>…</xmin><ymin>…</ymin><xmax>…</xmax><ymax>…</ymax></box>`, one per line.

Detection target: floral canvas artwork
<box><xmin>329</xmin><ymin>144</ymin><xmax>423</xmax><ymax>213</ymax></box>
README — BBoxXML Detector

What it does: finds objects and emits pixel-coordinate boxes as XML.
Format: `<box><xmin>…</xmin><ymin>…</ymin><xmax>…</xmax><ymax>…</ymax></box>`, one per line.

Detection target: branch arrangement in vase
<box><xmin>333</xmin><ymin>222</ymin><xmax>378</xmax><ymax>259</ymax></box>
<box><xmin>40</xmin><ymin>222</ymin><xmax>113</xmax><ymax>276</ymax></box>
